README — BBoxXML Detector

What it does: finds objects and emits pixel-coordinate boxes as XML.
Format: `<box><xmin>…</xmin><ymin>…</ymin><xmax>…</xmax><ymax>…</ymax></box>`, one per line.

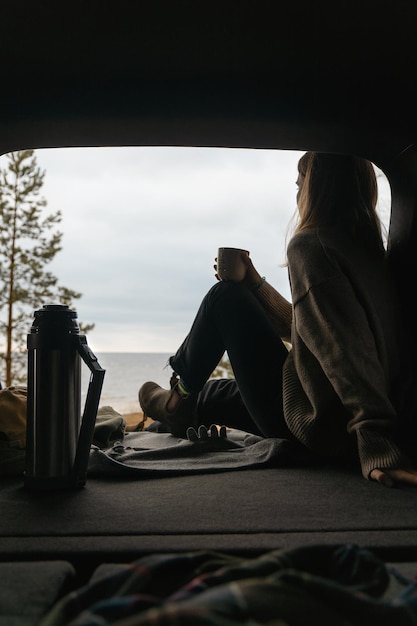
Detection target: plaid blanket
<box><xmin>41</xmin><ymin>544</ymin><xmax>417</xmax><ymax>625</ymax></box>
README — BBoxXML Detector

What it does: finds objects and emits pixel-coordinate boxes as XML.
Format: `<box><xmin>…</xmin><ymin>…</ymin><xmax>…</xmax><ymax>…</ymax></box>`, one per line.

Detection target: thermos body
<box><xmin>26</xmin><ymin>335</ymin><xmax>82</xmax><ymax>479</ymax></box>
<box><xmin>25</xmin><ymin>305</ymin><xmax>105</xmax><ymax>490</ymax></box>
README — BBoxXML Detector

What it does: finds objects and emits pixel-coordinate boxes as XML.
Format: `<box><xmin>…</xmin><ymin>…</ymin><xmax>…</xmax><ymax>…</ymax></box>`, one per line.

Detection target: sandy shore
<box><xmin>123</xmin><ymin>411</ymin><xmax>153</xmax><ymax>430</ymax></box>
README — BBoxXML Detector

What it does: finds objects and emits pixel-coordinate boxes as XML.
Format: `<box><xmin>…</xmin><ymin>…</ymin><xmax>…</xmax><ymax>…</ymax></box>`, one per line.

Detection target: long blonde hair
<box><xmin>294</xmin><ymin>152</ymin><xmax>384</xmax><ymax>254</ymax></box>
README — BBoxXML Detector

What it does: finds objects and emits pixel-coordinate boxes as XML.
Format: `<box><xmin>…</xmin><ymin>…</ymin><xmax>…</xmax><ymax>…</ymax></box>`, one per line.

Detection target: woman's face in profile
<box><xmin>296</xmin><ymin>172</ymin><xmax>305</xmax><ymax>207</ymax></box>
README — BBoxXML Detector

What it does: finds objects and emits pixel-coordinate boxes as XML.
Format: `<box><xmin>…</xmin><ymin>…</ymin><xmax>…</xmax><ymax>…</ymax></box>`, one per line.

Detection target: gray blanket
<box><xmin>88</xmin><ymin>429</ymin><xmax>294</xmax><ymax>475</ymax></box>
<box><xmin>88</xmin><ymin>406</ymin><xmax>297</xmax><ymax>476</ymax></box>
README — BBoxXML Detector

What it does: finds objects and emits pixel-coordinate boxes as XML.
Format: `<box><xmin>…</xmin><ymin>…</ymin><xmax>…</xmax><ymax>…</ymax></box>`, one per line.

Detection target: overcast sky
<box><xmin>5</xmin><ymin>147</ymin><xmax>390</xmax><ymax>353</ymax></box>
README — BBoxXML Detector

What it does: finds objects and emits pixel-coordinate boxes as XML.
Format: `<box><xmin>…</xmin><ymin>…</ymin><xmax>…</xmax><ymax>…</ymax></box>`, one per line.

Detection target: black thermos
<box><xmin>24</xmin><ymin>305</ymin><xmax>105</xmax><ymax>490</ymax></box>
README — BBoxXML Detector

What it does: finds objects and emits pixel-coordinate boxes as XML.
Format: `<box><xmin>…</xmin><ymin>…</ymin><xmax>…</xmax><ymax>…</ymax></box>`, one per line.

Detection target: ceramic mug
<box><xmin>217</xmin><ymin>247</ymin><xmax>249</xmax><ymax>282</ymax></box>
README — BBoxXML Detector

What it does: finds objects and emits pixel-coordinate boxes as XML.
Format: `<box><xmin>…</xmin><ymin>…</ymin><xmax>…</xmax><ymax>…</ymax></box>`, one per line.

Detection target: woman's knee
<box><xmin>205</xmin><ymin>281</ymin><xmax>250</xmax><ymax>309</ymax></box>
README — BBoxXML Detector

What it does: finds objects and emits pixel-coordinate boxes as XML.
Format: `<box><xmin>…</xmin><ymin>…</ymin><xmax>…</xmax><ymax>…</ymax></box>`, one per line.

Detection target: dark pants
<box><xmin>169</xmin><ymin>281</ymin><xmax>291</xmax><ymax>438</ymax></box>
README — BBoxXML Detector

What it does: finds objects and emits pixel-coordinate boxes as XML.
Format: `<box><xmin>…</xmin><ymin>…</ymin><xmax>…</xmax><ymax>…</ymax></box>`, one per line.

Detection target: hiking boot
<box><xmin>138</xmin><ymin>381</ymin><xmax>196</xmax><ymax>438</ymax></box>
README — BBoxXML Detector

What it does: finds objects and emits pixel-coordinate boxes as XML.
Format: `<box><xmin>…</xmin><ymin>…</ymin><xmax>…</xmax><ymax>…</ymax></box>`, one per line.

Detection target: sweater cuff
<box><xmin>357</xmin><ymin>428</ymin><xmax>408</xmax><ymax>480</ymax></box>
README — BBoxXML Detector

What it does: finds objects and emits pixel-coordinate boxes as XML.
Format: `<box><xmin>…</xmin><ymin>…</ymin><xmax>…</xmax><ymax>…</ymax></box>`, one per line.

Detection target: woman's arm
<box><xmin>254</xmin><ymin>281</ymin><xmax>292</xmax><ymax>343</ymax></box>
<box><xmin>241</xmin><ymin>253</ymin><xmax>293</xmax><ymax>342</ymax></box>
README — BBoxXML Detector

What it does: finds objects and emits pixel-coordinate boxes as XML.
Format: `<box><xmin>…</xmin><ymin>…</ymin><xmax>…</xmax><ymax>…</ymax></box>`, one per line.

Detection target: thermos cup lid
<box><xmin>30</xmin><ymin>304</ymin><xmax>80</xmax><ymax>334</ymax></box>
<box><xmin>35</xmin><ymin>304</ymin><xmax>77</xmax><ymax>316</ymax></box>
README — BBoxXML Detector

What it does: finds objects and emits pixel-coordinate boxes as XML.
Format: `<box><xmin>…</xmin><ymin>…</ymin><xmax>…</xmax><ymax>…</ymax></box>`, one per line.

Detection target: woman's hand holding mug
<box><xmin>214</xmin><ymin>247</ymin><xmax>262</xmax><ymax>289</ymax></box>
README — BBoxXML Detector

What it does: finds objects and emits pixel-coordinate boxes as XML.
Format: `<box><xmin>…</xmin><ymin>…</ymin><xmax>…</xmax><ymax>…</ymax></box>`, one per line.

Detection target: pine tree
<box><xmin>0</xmin><ymin>150</ymin><xmax>94</xmax><ymax>386</ymax></box>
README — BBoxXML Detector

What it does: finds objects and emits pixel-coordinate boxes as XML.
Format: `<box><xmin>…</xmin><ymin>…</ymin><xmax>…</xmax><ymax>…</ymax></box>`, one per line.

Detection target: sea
<box><xmin>81</xmin><ymin>352</ymin><xmax>173</xmax><ymax>415</ymax></box>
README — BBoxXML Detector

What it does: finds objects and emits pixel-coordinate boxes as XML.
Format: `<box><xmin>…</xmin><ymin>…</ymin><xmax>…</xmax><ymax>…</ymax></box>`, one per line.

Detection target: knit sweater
<box><xmin>255</xmin><ymin>227</ymin><xmax>410</xmax><ymax>479</ymax></box>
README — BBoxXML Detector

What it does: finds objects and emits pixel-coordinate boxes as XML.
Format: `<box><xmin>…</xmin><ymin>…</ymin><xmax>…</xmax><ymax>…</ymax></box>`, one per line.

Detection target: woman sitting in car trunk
<box><xmin>139</xmin><ymin>151</ymin><xmax>417</xmax><ymax>487</ymax></box>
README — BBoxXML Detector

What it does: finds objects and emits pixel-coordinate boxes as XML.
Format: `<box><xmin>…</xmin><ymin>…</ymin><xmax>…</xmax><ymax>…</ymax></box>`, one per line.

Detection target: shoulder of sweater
<box><xmin>287</xmin><ymin>230</ymin><xmax>340</xmax><ymax>276</ymax></box>
<box><xmin>287</xmin><ymin>229</ymin><xmax>325</xmax><ymax>260</ymax></box>
<box><xmin>288</xmin><ymin>228</ymin><xmax>347</xmax><ymax>251</ymax></box>
<box><xmin>289</xmin><ymin>228</ymin><xmax>386</xmax><ymax>271</ymax></box>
